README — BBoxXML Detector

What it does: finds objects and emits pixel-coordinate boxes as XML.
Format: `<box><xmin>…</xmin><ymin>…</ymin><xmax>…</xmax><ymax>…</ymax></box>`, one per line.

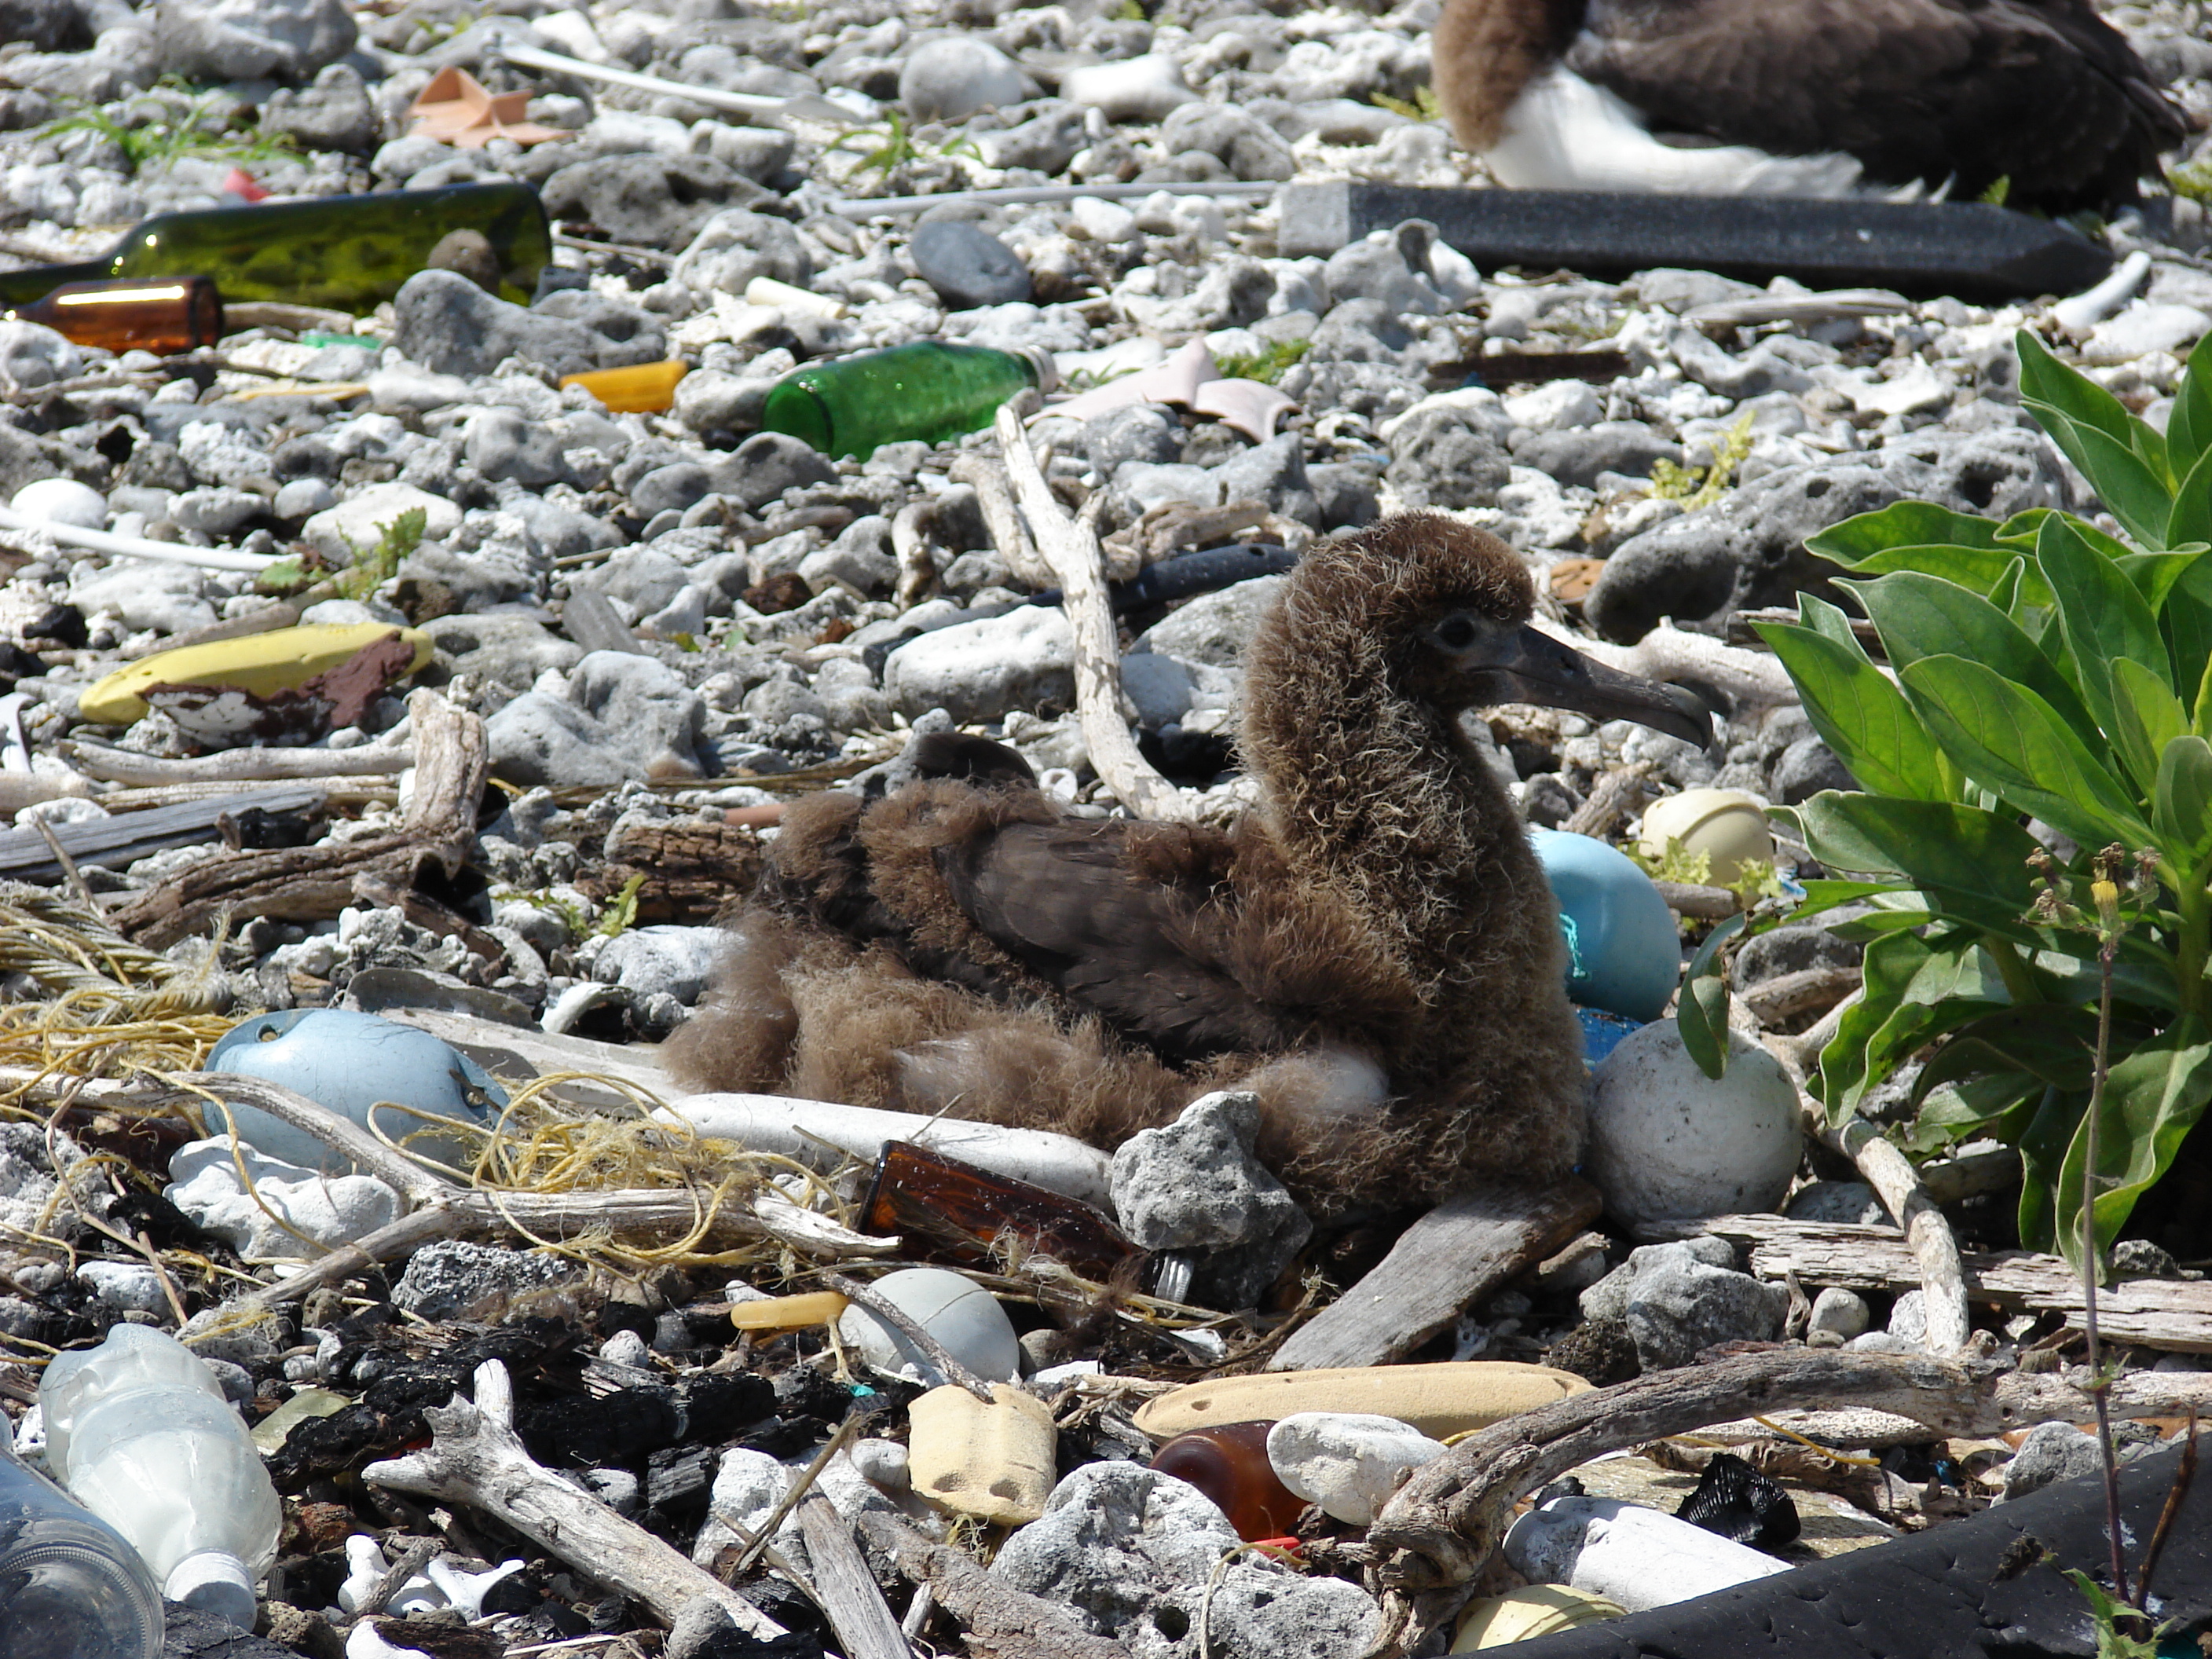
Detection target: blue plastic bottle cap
<box><xmin>1529</xmin><ymin>828</ymin><xmax>1680</xmax><ymax>1024</ymax></box>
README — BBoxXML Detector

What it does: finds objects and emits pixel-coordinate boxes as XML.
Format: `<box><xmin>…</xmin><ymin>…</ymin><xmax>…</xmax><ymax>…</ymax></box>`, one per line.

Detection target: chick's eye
<box><xmin>1435</xmin><ymin>615</ymin><xmax>1478</xmax><ymax>650</ymax></box>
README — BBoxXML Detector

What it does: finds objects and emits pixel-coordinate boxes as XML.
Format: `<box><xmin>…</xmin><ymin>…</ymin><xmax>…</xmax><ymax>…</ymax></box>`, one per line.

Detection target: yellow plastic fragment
<box><xmin>78</xmin><ymin>622</ymin><xmax>435</xmax><ymax>726</ymax></box>
<box><xmin>906</xmin><ymin>1382</ymin><xmax>1057</xmax><ymax>1526</ymax></box>
<box><xmin>729</xmin><ymin>1290</ymin><xmax>850</xmax><ymax>1331</ymax></box>
<box><xmin>1451</xmin><ymin>1586</ymin><xmax>1624</xmax><ymax>1650</ymax></box>
<box><xmin>249</xmin><ymin>1386</ymin><xmax>352</xmax><ymax>1454</ymax></box>
<box><xmin>1132</xmin><ymin>1362</ymin><xmax>1591</xmax><ymax>1443</ymax></box>
<box><xmin>558</xmin><ymin>359</ymin><xmax>690</xmax><ymax>412</ymax></box>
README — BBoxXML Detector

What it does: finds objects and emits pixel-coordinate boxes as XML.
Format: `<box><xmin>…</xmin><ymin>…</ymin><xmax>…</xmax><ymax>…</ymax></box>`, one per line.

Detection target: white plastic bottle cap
<box><xmin>166</xmin><ymin>1547</ymin><xmax>258</xmax><ymax>1629</ymax></box>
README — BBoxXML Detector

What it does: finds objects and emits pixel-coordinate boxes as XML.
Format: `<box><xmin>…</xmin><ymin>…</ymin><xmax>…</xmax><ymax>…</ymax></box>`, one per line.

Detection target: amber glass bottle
<box><xmin>3</xmin><ymin>276</ymin><xmax>223</xmax><ymax>355</ymax></box>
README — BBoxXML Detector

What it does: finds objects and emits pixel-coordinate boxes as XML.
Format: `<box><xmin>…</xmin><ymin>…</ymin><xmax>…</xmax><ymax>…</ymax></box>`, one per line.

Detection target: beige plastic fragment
<box><xmin>906</xmin><ymin>1382</ymin><xmax>1057</xmax><ymax>1526</ymax></box>
<box><xmin>1451</xmin><ymin>1585</ymin><xmax>1624</xmax><ymax>1650</ymax></box>
<box><xmin>1133</xmin><ymin>1361</ymin><xmax>1591</xmax><ymax>1442</ymax></box>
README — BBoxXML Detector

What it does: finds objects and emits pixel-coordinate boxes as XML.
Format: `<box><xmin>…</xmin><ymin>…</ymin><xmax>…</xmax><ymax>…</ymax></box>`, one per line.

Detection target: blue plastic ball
<box><xmin>1529</xmin><ymin>827</ymin><xmax>1681</xmax><ymax>1024</ymax></box>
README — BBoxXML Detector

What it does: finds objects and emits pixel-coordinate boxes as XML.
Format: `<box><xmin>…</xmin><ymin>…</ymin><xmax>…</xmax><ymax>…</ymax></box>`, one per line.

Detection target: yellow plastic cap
<box><xmin>728</xmin><ymin>1291</ymin><xmax>850</xmax><ymax>1331</ymax></box>
<box><xmin>558</xmin><ymin>359</ymin><xmax>690</xmax><ymax>412</ymax></box>
<box><xmin>1450</xmin><ymin>1585</ymin><xmax>1625</xmax><ymax>1650</ymax></box>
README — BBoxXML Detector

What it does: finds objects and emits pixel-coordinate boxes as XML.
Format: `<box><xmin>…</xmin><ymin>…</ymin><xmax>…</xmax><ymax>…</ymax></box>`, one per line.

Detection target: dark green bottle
<box><xmin>761</xmin><ymin>342</ymin><xmax>1057</xmax><ymax>461</ymax></box>
<box><xmin>0</xmin><ymin>181</ymin><xmax>550</xmax><ymax>312</ymax></box>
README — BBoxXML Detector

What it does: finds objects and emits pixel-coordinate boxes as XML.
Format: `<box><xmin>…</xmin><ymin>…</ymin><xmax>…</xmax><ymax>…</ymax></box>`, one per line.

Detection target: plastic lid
<box><xmin>165</xmin><ymin>1549</ymin><xmax>256</xmax><ymax>1630</ymax></box>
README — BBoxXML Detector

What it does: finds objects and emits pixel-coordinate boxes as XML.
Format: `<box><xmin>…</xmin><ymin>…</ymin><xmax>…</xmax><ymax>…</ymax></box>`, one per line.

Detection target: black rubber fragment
<box><xmin>1674</xmin><ymin>1451</ymin><xmax>1800</xmax><ymax>1548</ymax></box>
<box><xmin>1500</xmin><ymin>1433</ymin><xmax>2210</xmax><ymax>1657</ymax></box>
<box><xmin>1024</xmin><ymin>542</ymin><xmax>1298</xmax><ymax>617</ymax></box>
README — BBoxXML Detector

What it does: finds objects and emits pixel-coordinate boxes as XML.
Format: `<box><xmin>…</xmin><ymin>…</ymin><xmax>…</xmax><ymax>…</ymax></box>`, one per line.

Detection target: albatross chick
<box><xmin>1434</xmin><ymin>0</ymin><xmax>2185</xmax><ymax>209</ymax></box>
<box><xmin>669</xmin><ymin>514</ymin><xmax>1712</xmax><ymax>1213</ymax></box>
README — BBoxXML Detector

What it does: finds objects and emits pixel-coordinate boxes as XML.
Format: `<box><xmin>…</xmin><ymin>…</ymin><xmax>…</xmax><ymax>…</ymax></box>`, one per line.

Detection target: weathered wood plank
<box><xmin>0</xmin><ymin>786</ymin><xmax>324</xmax><ymax>881</ymax></box>
<box><xmin>1268</xmin><ymin>1177</ymin><xmax>1603</xmax><ymax>1372</ymax></box>
<box><xmin>1656</xmin><ymin>1214</ymin><xmax>2212</xmax><ymax>1352</ymax></box>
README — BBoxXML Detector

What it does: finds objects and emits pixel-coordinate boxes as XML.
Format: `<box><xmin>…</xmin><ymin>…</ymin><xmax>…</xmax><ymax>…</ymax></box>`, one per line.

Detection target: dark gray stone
<box><xmin>1621</xmin><ymin>1247</ymin><xmax>1790</xmax><ymax>1371</ymax></box>
<box><xmin>394</xmin><ymin>270</ymin><xmax>664</xmax><ymax>379</ymax></box>
<box><xmin>911</xmin><ymin>218</ymin><xmax>1033</xmax><ymax>309</ymax></box>
<box><xmin>1213</xmin><ymin>431</ymin><xmax>1318</xmax><ymax>527</ymax></box>
<box><xmin>1084</xmin><ymin>405</ymin><xmax>1182</xmax><ymax>474</ymax></box>
<box><xmin>1385</xmin><ymin>405</ymin><xmax>1511</xmax><ymax>511</ymax></box>
<box><xmin>2001</xmin><ymin>1422</ymin><xmax>2108</xmax><ymax>1500</ymax></box>
<box><xmin>1513</xmin><ymin>421</ymin><xmax>1681</xmax><ymax>489</ymax></box>
<box><xmin>899</xmin><ymin>35</ymin><xmax>1036</xmax><ymax>121</ymax></box>
<box><xmin>1308</xmin><ymin>462</ymin><xmax>1382</xmax><ymax>529</ymax></box>
<box><xmin>630</xmin><ymin>463</ymin><xmax>716</xmax><ymax>521</ymax></box>
<box><xmin>1324</xmin><ymin>225</ymin><xmax>1447</xmax><ymax>315</ymax></box>
<box><xmin>1771</xmin><ymin>735</ymin><xmax>1857</xmax><ymax>804</ymax></box>
<box><xmin>718</xmin><ymin>430</ymin><xmax>837</xmax><ymax>511</ymax></box>
<box><xmin>1108</xmin><ymin>1091</ymin><xmax>1310</xmax><ymax>1311</ymax></box>
<box><xmin>672</xmin><ymin>208</ymin><xmax>812</xmax><ymax>296</ymax></box>
<box><xmin>0</xmin><ymin>0</ymin><xmax>80</xmax><ymax>52</ymax></box>
<box><xmin>1734</xmin><ymin>921</ymin><xmax>1862</xmax><ymax>987</ymax></box>
<box><xmin>463</xmin><ymin>409</ymin><xmax>566</xmax><ymax>487</ymax></box>
<box><xmin>1785</xmin><ymin>1181</ymin><xmax>1888</xmax><ymax>1225</ymax></box>
<box><xmin>392</xmin><ymin>1240</ymin><xmax>580</xmax><ymax>1320</ymax></box>
<box><xmin>1584</xmin><ymin>430</ymin><xmax>2065</xmax><ymax>643</ymax></box>
<box><xmin>982</xmin><ymin>104</ymin><xmax>1086</xmax><ymax>173</ymax></box>
<box><xmin>540</xmin><ymin>152</ymin><xmax>756</xmax><ymax>250</ymax></box>
<box><xmin>257</xmin><ymin>61</ymin><xmax>379</xmax><ymax>152</ymax></box>
<box><xmin>155</xmin><ymin>0</ymin><xmax>354</xmax><ymax>82</ymax></box>
<box><xmin>1308</xmin><ymin>295</ymin><xmax>1414</xmax><ymax>361</ymax></box>
<box><xmin>1158</xmin><ymin>102</ymin><xmax>1295</xmax><ymax>182</ymax></box>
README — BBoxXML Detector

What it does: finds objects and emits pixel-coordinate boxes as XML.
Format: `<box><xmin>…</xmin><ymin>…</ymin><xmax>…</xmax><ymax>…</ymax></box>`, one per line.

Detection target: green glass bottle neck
<box><xmin>0</xmin><ymin>258</ymin><xmax>118</xmax><ymax>310</ymax></box>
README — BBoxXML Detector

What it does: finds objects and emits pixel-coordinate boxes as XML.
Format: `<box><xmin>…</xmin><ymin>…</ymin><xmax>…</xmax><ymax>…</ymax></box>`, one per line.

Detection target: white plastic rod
<box><xmin>0</xmin><ymin>504</ymin><xmax>282</xmax><ymax>573</ymax></box>
<box><xmin>656</xmin><ymin>1092</ymin><xmax>1115</xmax><ymax>1209</ymax></box>
<box><xmin>829</xmin><ymin>180</ymin><xmax>1278</xmax><ymax>218</ymax></box>
<box><xmin>496</xmin><ymin>43</ymin><xmax>862</xmax><ymax>126</ymax></box>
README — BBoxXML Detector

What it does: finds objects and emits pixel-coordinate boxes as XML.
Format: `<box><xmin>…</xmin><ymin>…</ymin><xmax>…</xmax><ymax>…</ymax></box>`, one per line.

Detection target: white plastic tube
<box><xmin>496</xmin><ymin>42</ymin><xmax>863</xmax><ymax>126</ymax></box>
<box><xmin>0</xmin><ymin>504</ymin><xmax>282</xmax><ymax>573</ymax></box>
<box><xmin>656</xmin><ymin>1091</ymin><xmax>1115</xmax><ymax>1209</ymax></box>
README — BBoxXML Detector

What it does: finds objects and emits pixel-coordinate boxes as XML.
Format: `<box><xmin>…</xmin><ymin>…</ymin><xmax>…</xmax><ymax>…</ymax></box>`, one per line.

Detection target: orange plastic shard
<box><xmin>408</xmin><ymin>67</ymin><xmax>571</xmax><ymax>150</ymax></box>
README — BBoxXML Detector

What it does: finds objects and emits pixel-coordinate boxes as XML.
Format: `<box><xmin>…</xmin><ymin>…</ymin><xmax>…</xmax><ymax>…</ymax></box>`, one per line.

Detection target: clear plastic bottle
<box><xmin>0</xmin><ymin>1443</ymin><xmax>163</xmax><ymax>1659</ymax></box>
<box><xmin>760</xmin><ymin>342</ymin><xmax>1057</xmax><ymax>460</ymax></box>
<box><xmin>38</xmin><ymin>1325</ymin><xmax>281</xmax><ymax>1629</ymax></box>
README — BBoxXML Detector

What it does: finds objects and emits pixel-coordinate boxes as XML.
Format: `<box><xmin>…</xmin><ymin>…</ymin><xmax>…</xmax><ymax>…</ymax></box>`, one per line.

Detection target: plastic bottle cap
<box><xmin>166</xmin><ymin>1548</ymin><xmax>258</xmax><ymax>1629</ymax></box>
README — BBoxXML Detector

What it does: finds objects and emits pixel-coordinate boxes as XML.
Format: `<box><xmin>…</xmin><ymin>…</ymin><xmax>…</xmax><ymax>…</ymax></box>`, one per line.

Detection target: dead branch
<box><xmin>365</xmin><ymin>1358</ymin><xmax>789</xmax><ymax>1639</ymax></box>
<box><xmin>858</xmin><ymin>1512</ymin><xmax>1131</xmax><ymax>1659</ymax></box>
<box><xmin>950</xmin><ymin>453</ymin><xmax>1053</xmax><ymax>589</ymax></box>
<box><xmin>108</xmin><ymin>689</ymin><xmax>485</xmax><ymax>947</ymax></box>
<box><xmin>1364</xmin><ymin>1350</ymin><xmax>1998</xmax><ymax>1649</ymax></box>
<box><xmin>1821</xmin><ymin>1111</ymin><xmax>1970</xmax><ymax>1353</ymax></box>
<box><xmin>795</xmin><ymin>1494</ymin><xmax>914</xmax><ymax>1659</ymax></box>
<box><xmin>61</xmin><ymin>740</ymin><xmax>412</xmax><ymax>784</ymax></box>
<box><xmin>1740</xmin><ymin>965</ymin><xmax>1862</xmax><ymax>1025</ymax></box>
<box><xmin>991</xmin><ymin>401</ymin><xmax>1198</xmax><ymax>825</ymax></box>
<box><xmin>892</xmin><ymin>499</ymin><xmax>936</xmax><ymax>610</ymax></box>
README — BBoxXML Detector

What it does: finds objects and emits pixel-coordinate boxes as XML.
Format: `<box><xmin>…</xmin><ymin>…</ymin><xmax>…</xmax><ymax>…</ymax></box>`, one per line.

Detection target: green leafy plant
<box><xmin>1214</xmin><ymin>337</ymin><xmax>1310</xmax><ymax>386</ymax></box>
<box><xmin>338</xmin><ymin>507</ymin><xmax>428</xmax><ymax>602</ymax></box>
<box><xmin>1648</xmin><ymin>412</ymin><xmax>1756</xmax><ymax>507</ymax></box>
<box><xmin>1627</xmin><ymin>837</ymin><xmax>1786</xmax><ymax>906</ymax></box>
<box><xmin>1372</xmin><ymin>86</ymin><xmax>1441</xmax><ymax>122</ymax></box>
<box><xmin>596</xmin><ymin>873</ymin><xmax>647</xmax><ymax>938</ymax></box>
<box><xmin>41</xmin><ymin>86</ymin><xmax>295</xmax><ymax>175</ymax></box>
<box><xmin>828</xmin><ymin>112</ymin><xmax>983</xmax><ymax>178</ymax></box>
<box><xmin>1745</xmin><ymin>328</ymin><xmax>2212</xmax><ymax>1271</ymax></box>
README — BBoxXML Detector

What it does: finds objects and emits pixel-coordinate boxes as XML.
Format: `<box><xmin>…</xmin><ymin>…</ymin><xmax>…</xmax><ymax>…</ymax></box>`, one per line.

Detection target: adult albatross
<box><xmin>1433</xmin><ymin>0</ymin><xmax>2186</xmax><ymax>210</ymax></box>
<box><xmin>668</xmin><ymin>514</ymin><xmax>1712</xmax><ymax>1214</ymax></box>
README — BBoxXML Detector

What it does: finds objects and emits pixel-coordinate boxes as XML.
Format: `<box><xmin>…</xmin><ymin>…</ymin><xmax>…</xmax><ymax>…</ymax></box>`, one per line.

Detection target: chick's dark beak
<box><xmin>1480</xmin><ymin>624</ymin><xmax>1714</xmax><ymax>749</ymax></box>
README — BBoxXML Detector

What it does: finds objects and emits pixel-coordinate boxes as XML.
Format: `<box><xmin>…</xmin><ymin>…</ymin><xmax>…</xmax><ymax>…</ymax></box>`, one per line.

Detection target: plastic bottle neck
<box><xmin>165</xmin><ymin>1548</ymin><xmax>256</xmax><ymax>1629</ymax></box>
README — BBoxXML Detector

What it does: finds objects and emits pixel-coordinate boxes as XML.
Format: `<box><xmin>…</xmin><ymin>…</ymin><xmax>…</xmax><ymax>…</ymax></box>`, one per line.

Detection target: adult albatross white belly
<box><xmin>1434</xmin><ymin>0</ymin><xmax>2186</xmax><ymax>210</ymax></box>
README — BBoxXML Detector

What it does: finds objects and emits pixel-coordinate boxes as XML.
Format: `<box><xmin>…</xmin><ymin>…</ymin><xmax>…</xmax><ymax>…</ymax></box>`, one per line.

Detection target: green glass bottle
<box><xmin>0</xmin><ymin>181</ymin><xmax>550</xmax><ymax>313</ymax></box>
<box><xmin>761</xmin><ymin>342</ymin><xmax>1058</xmax><ymax>461</ymax></box>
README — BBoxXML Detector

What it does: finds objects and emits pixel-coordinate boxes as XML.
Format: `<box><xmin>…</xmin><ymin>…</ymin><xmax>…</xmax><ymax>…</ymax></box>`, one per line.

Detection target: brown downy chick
<box><xmin>668</xmin><ymin>512</ymin><xmax>1711</xmax><ymax>1213</ymax></box>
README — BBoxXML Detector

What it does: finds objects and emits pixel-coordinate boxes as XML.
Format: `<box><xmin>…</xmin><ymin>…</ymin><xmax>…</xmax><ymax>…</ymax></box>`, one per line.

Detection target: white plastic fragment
<box><xmin>1504</xmin><ymin>1496</ymin><xmax>1791</xmax><ymax>1611</ymax></box>
<box><xmin>1266</xmin><ymin>1413</ymin><xmax>1450</xmax><ymax>1526</ymax></box>
<box><xmin>0</xmin><ymin>504</ymin><xmax>281</xmax><ymax>573</ymax></box>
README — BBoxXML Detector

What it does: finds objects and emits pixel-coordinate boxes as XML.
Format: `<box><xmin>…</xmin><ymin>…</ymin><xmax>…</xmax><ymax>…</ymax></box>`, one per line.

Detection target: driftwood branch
<box><xmin>109</xmin><ymin>689</ymin><xmax>486</xmax><ymax>947</ymax></box>
<box><xmin>950</xmin><ymin>453</ymin><xmax>1052</xmax><ymax>589</ymax></box>
<box><xmin>991</xmin><ymin>401</ymin><xmax>1197</xmax><ymax>824</ymax></box>
<box><xmin>794</xmin><ymin>1494</ymin><xmax>914</xmax><ymax>1659</ymax></box>
<box><xmin>61</xmin><ymin>740</ymin><xmax>412</xmax><ymax>784</ymax></box>
<box><xmin>1651</xmin><ymin>1214</ymin><xmax>2212</xmax><ymax>1353</ymax></box>
<box><xmin>858</xmin><ymin>1512</ymin><xmax>1131</xmax><ymax>1659</ymax></box>
<box><xmin>1824</xmin><ymin>1112</ymin><xmax>1971</xmax><ymax>1353</ymax></box>
<box><xmin>365</xmin><ymin>1360</ymin><xmax>789</xmax><ymax>1639</ymax></box>
<box><xmin>1268</xmin><ymin>1179</ymin><xmax>1602</xmax><ymax>1372</ymax></box>
<box><xmin>892</xmin><ymin>499</ymin><xmax>936</xmax><ymax>610</ymax></box>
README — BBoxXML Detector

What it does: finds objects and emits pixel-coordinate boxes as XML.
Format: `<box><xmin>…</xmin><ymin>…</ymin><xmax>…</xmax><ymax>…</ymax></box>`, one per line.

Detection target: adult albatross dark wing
<box><xmin>668</xmin><ymin>514</ymin><xmax>1712</xmax><ymax>1214</ymax></box>
<box><xmin>1434</xmin><ymin>0</ymin><xmax>2186</xmax><ymax>211</ymax></box>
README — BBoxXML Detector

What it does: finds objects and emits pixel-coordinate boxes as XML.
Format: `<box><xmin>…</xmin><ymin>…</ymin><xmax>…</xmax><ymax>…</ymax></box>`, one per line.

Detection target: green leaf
<box><xmin>2019</xmin><ymin>328</ymin><xmax>2175</xmax><ymax>506</ymax></box>
<box><xmin>2036</xmin><ymin>511</ymin><xmax>2172</xmax><ymax>728</ymax></box>
<box><xmin>2056</xmin><ymin>421</ymin><xmax>2177</xmax><ymax>548</ymax></box>
<box><xmin>2154</xmin><ymin>734</ymin><xmax>2212</xmax><ymax>870</ymax></box>
<box><xmin>1793</xmin><ymin>789</ymin><xmax>2040</xmax><ymax>910</ymax></box>
<box><xmin>2169</xmin><ymin>328</ymin><xmax>2212</xmax><ymax>474</ymax></box>
<box><xmin>1676</xmin><ymin>912</ymin><xmax>1745</xmax><ymax>1081</ymax></box>
<box><xmin>2170</xmin><ymin>445</ymin><xmax>2212</xmax><ymax>550</ymax></box>
<box><xmin>1844</xmin><ymin>571</ymin><xmax>2099</xmax><ymax>749</ymax></box>
<box><xmin>2166</xmin><ymin>554</ymin><xmax>2212</xmax><ymax>712</ymax></box>
<box><xmin>1815</xmin><ymin>929</ymin><xmax>2012</xmax><ymax>1122</ymax></box>
<box><xmin>2018</xmin><ymin>1084</ymin><xmax>2084</xmax><ymax>1253</ymax></box>
<box><xmin>2110</xmin><ymin>658</ymin><xmax>2191</xmax><ymax>800</ymax></box>
<box><xmin>2053</xmin><ymin>1020</ymin><xmax>2212</xmax><ymax>1276</ymax></box>
<box><xmin>1756</xmin><ymin>619</ymin><xmax>1953</xmax><ymax>803</ymax></box>
<box><xmin>2115</xmin><ymin>548</ymin><xmax>2208</xmax><ymax>614</ymax></box>
<box><xmin>1897</xmin><ymin>655</ymin><xmax>2154</xmax><ymax>851</ymax></box>
<box><xmin>1806</xmin><ymin>500</ymin><xmax>2006</xmax><ymax>566</ymax></box>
